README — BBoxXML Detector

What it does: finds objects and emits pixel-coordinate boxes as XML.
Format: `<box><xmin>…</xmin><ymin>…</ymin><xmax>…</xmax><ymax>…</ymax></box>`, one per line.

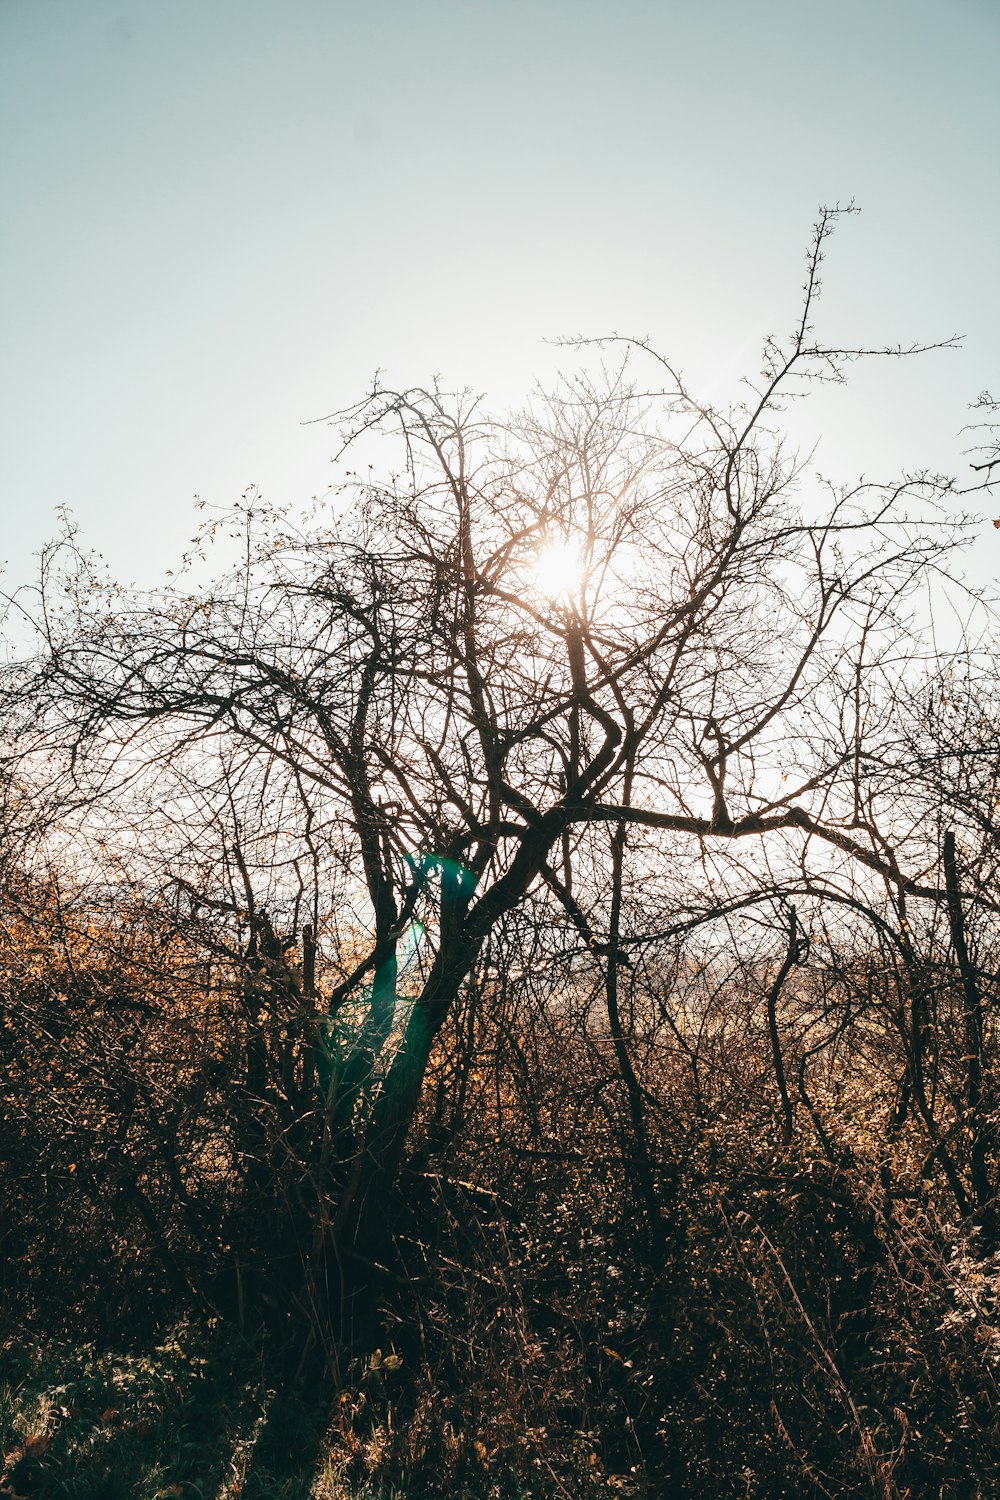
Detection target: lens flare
<box><xmin>532</xmin><ymin>536</ymin><xmax>584</xmax><ymax>599</ymax></box>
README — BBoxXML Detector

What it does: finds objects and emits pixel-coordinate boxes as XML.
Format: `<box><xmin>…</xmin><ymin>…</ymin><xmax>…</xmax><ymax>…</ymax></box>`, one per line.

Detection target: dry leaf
<box><xmin>23</xmin><ymin>1432</ymin><xmax>50</xmax><ymax>1457</ymax></box>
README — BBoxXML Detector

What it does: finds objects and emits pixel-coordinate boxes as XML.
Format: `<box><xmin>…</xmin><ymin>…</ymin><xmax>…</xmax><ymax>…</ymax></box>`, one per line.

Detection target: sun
<box><xmin>532</xmin><ymin>536</ymin><xmax>585</xmax><ymax>600</ymax></box>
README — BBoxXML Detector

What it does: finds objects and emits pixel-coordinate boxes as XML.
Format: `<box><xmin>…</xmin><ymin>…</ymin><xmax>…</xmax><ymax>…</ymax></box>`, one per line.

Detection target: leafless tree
<box><xmin>3</xmin><ymin>207</ymin><xmax>991</xmax><ymax>1319</ymax></box>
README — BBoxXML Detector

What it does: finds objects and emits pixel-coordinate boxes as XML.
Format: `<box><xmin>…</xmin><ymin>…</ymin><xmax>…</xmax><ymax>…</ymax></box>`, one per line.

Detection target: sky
<box><xmin>2</xmin><ymin>0</ymin><xmax>998</xmax><ymax>598</ymax></box>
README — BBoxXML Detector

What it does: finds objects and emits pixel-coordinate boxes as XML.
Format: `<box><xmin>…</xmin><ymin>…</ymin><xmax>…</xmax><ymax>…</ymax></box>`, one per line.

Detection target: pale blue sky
<box><xmin>2</xmin><ymin>0</ymin><xmax>998</xmax><ymax>591</ymax></box>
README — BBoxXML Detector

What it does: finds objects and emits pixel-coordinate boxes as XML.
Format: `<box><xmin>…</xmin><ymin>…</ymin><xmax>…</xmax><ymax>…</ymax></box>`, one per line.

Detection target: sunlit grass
<box><xmin>0</xmin><ymin>1326</ymin><xmax>602</xmax><ymax>1498</ymax></box>
<box><xmin>0</xmin><ymin>1325</ymin><xmax>312</xmax><ymax>1500</ymax></box>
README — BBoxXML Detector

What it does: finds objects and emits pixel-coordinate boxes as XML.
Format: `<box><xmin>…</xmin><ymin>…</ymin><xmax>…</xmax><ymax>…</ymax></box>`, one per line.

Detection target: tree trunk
<box><xmin>766</xmin><ymin>907</ymin><xmax>799</xmax><ymax>1148</ymax></box>
<box><xmin>943</xmin><ymin>829</ymin><xmax>994</xmax><ymax>1241</ymax></box>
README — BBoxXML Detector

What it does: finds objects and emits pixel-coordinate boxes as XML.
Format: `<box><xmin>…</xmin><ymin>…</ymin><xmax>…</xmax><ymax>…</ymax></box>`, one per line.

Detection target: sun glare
<box><xmin>532</xmin><ymin>537</ymin><xmax>584</xmax><ymax>600</ymax></box>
